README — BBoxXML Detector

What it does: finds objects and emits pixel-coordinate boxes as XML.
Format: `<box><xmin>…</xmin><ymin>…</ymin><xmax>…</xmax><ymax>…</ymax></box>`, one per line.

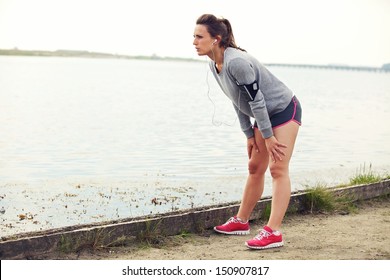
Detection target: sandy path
<box><xmin>71</xmin><ymin>198</ymin><xmax>390</xmax><ymax>260</ymax></box>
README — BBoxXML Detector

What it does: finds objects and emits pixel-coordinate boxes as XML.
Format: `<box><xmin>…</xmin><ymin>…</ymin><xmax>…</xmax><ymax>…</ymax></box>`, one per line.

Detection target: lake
<box><xmin>0</xmin><ymin>56</ymin><xmax>389</xmax><ymax>237</ymax></box>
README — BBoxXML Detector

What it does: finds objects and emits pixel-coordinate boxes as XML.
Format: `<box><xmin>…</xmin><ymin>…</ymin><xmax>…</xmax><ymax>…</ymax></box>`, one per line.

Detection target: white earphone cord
<box><xmin>205</xmin><ymin>47</ymin><xmax>238</xmax><ymax>127</ymax></box>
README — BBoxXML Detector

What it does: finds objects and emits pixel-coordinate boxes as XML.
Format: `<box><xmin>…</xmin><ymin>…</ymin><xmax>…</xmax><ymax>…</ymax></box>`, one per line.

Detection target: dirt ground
<box><xmin>53</xmin><ymin>197</ymin><xmax>390</xmax><ymax>260</ymax></box>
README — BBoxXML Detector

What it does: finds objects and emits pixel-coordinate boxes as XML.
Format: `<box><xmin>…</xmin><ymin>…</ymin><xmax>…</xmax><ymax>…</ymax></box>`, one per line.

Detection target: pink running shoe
<box><xmin>214</xmin><ymin>216</ymin><xmax>250</xmax><ymax>235</ymax></box>
<box><xmin>245</xmin><ymin>226</ymin><xmax>284</xmax><ymax>249</ymax></box>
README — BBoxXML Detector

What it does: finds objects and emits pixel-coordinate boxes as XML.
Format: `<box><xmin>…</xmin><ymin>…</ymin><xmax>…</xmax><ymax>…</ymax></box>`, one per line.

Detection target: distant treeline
<box><xmin>1</xmin><ymin>48</ymin><xmax>389</xmax><ymax>73</ymax></box>
<box><xmin>0</xmin><ymin>48</ymin><xmax>201</xmax><ymax>62</ymax></box>
<box><xmin>266</xmin><ymin>63</ymin><xmax>390</xmax><ymax>73</ymax></box>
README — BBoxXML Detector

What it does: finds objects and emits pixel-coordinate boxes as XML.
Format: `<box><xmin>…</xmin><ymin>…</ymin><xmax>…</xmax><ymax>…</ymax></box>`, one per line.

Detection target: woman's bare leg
<box><xmin>267</xmin><ymin>121</ymin><xmax>299</xmax><ymax>230</ymax></box>
<box><xmin>237</xmin><ymin>128</ymin><xmax>269</xmax><ymax>221</ymax></box>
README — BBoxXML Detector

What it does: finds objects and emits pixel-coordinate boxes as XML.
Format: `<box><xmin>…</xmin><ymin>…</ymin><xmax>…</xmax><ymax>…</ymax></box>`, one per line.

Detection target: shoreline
<box><xmin>1</xmin><ymin>164</ymin><xmax>389</xmax><ymax>238</ymax></box>
<box><xmin>1</xmin><ymin>180</ymin><xmax>389</xmax><ymax>259</ymax></box>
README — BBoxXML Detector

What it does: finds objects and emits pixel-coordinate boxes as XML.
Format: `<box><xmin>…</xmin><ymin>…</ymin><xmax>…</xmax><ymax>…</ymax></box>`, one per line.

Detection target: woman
<box><xmin>193</xmin><ymin>14</ymin><xmax>302</xmax><ymax>250</ymax></box>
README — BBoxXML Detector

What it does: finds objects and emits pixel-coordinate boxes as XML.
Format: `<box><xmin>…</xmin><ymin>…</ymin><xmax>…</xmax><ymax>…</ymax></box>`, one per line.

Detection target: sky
<box><xmin>0</xmin><ymin>0</ymin><xmax>389</xmax><ymax>67</ymax></box>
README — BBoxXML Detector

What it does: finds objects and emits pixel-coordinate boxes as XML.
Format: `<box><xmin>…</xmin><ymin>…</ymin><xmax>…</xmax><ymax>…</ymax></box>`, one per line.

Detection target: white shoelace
<box><xmin>223</xmin><ymin>217</ymin><xmax>238</xmax><ymax>225</ymax></box>
<box><xmin>223</xmin><ymin>217</ymin><xmax>248</xmax><ymax>225</ymax></box>
<box><xmin>254</xmin><ymin>229</ymin><xmax>271</xmax><ymax>240</ymax></box>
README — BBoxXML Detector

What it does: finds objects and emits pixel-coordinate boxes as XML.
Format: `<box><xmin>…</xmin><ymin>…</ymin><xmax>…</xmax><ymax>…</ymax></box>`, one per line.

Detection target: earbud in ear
<box><xmin>213</xmin><ymin>39</ymin><xmax>217</xmax><ymax>45</ymax></box>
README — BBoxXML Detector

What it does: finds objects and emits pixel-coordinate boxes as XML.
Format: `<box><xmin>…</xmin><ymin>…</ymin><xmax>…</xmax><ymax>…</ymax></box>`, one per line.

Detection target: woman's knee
<box><xmin>269</xmin><ymin>163</ymin><xmax>288</xmax><ymax>179</ymax></box>
<box><xmin>248</xmin><ymin>158</ymin><xmax>267</xmax><ymax>175</ymax></box>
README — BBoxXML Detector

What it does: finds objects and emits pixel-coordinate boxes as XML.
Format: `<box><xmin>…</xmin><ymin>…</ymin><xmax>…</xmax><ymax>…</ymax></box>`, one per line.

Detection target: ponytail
<box><xmin>196</xmin><ymin>14</ymin><xmax>246</xmax><ymax>52</ymax></box>
<box><xmin>220</xmin><ymin>18</ymin><xmax>245</xmax><ymax>52</ymax></box>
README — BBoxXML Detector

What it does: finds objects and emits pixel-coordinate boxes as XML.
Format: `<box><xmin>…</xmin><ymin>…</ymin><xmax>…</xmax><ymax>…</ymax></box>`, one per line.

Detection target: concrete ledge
<box><xmin>1</xmin><ymin>180</ymin><xmax>389</xmax><ymax>259</ymax></box>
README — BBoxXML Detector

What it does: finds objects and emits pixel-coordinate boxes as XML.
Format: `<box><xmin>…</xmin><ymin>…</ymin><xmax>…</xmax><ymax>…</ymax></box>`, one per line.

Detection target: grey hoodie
<box><xmin>210</xmin><ymin>47</ymin><xmax>293</xmax><ymax>139</ymax></box>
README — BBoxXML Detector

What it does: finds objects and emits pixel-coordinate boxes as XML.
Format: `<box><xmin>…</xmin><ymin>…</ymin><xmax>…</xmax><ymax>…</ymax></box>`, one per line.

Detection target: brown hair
<box><xmin>196</xmin><ymin>14</ymin><xmax>246</xmax><ymax>52</ymax></box>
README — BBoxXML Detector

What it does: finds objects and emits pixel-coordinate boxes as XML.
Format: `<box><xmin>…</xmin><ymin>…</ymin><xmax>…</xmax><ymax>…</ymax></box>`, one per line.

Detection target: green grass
<box><xmin>135</xmin><ymin>219</ymin><xmax>195</xmax><ymax>249</ymax></box>
<box><xmin>260</xmin><ymin>203</ymin><xmax>272</xmax><ymax>220</ymax></box>
<box><xmin>57</xmin><ymin>228</ymin><xmax>132</xmax><ymax>254</ymax></box>
<box><xmin>302</xmin><ymin>184</ymin><xmax>336</xmax><ymax>213</ymax></box>
<box><xmin>349</xmin><ymin>163</ymin><xmax>384</xmax><ymax>185</ymax></box>
<box><xmin>136</xmin><ymin>219</ymin><xmax>165</xmax><ymax>247</ymax></box>
<box><xmin>299</xmin><ymin>165</ymin><xmax>389</xmax><ymax>215</ymax></box>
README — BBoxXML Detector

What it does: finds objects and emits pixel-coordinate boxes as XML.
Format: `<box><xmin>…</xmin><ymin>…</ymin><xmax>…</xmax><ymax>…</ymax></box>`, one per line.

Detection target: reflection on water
<box><xmin>0</xmin><ymin>56</ymin><xmax>389</xmax><ymax>236</ymax></box>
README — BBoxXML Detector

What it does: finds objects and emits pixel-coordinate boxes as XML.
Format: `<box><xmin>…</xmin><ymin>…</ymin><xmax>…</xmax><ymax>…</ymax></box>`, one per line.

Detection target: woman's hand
<box><xmin>265</xmin><ymin>136</ymin><xmax>287</xmax><ymax>163</ymax></box>
<box><xmin>247</xmin><ymin>137</ymin><xmax>259</xmax><ymax>159</ymax></box>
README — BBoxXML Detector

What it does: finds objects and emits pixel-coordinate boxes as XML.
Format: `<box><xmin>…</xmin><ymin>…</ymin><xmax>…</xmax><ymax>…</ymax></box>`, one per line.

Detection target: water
<box><xmin>0</xmin><ymin>56</ymin><xmax>389</xmax><ymax>237</ymax></box>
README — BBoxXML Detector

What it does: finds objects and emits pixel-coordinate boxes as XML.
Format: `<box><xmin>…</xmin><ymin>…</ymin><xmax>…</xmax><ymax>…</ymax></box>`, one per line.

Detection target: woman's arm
<box><xmin>232</xmin><ymin>103</ymin><xmax>254</xmax><ymax>139</ymax></box>
<box><xmin>228</xmin><ymin>57</ymin><xmax>273</xmax><ymax>139</ymax></box>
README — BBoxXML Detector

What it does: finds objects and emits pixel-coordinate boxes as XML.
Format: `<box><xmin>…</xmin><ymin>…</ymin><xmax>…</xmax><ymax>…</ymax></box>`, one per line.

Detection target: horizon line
<box><xmin>0</xmin><ymin>48</ymin><xmax>389</xmax><ymax>72</ymax></box>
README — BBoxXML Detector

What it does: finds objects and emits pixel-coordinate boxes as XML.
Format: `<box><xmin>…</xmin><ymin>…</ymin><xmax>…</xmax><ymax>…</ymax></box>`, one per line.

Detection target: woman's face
<box><xmin>193</xmin><ymin>24</ymin><xmax>215</xmax><ymax>56</ymax></box>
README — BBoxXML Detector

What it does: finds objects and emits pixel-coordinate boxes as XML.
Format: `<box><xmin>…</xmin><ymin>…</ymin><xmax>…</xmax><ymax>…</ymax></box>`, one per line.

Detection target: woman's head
<box><xmin>194</xmin><ymin>14</ymin><xmax>245</xmax><ymax>54</ymax></box>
